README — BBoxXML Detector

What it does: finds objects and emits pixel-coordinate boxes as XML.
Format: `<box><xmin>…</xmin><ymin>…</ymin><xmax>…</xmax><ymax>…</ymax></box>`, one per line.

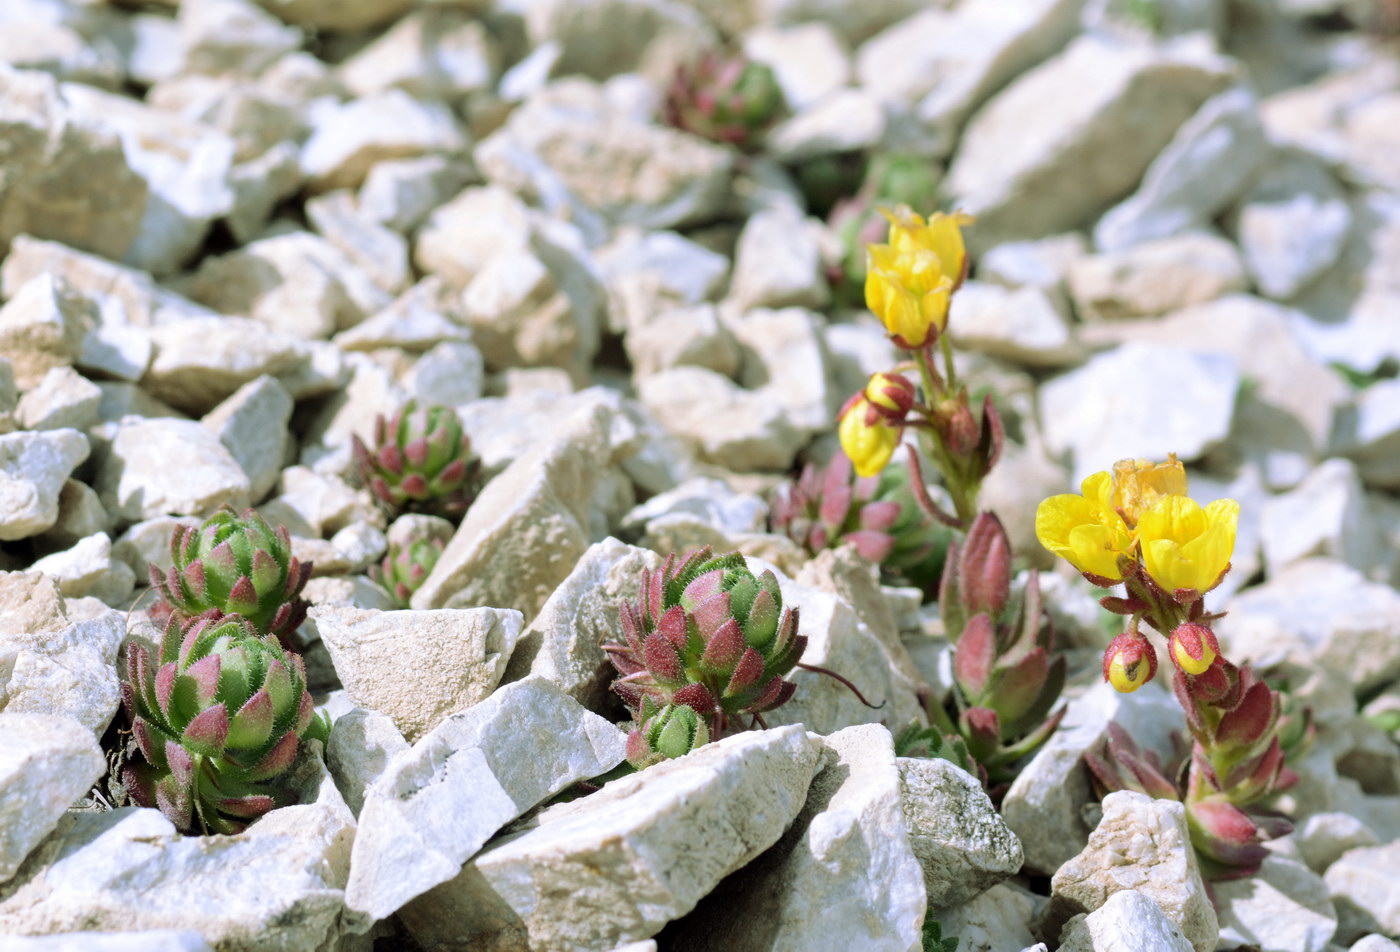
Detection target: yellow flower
<box><xmin>1035</xmin><ymin>471</ymin><xmax>1135</xmax><ymax>581</ymax></box>
<box><xmin>1103</xmin><ymin>633</ymin><xmax>1157</xmax><ymax>693</ymax></box>
<box><xmin>1110</xmin><ymin>454</ymin><xmax>1187</xmax><ymax>527</ymax></box>
<box><xmin>838</xmin><ymin>395</ymin><xmax>901</xmax><ymax>478</ymax></box>
<box><xmin>863</xmin><ymin>205</ymin><xmax>972</xmax><ymax>349</ymax></box>
<box><xmin>1137</xmin><ymin>496</ymin><xmax>1238</xmax><ymax>596</ymax></box>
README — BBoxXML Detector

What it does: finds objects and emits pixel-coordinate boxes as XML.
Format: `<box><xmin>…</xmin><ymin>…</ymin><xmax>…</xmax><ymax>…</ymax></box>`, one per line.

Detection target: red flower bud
<box><xmin>1102</xmin><ymin>632</ymin><xmax>1157</xmax><ymax>693</ymax></box>
<box><xmin>959</xmin><ymin>512</ymin><xmax>1012</xmax><ymax>619</ymax></box>
<box><xmin>1168</xmin><ymin>623</ymin><xmax>1221</xmax><ymax>676</ymax></box>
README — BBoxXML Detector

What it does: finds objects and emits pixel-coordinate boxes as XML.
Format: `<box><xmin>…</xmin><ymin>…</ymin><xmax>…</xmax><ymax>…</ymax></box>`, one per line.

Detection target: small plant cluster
<box><xmin>1036</xmin><ymin>456</ymin><xmax>1311</xmax><ymax>877</ymax></box>
<box><xmin>662</xmin><ymin>50</ymin><xmax>786</xmax><ymax>151</ymax></box>
<box><xmin>129</xmin><ymin>508</ymin><xmax>328</xmax><ymax>835</ymax></box>
<box><xmin>832</xmin><ymin>205</ymin><xmax>1066</xmax><ymax>788</ymax></box>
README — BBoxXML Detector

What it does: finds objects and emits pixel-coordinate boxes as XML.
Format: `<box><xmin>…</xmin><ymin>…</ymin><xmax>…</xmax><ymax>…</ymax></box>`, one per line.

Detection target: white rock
<box><xmin>0</xmin><ymin>754</ymin><xmax>354</xmax><ymax>951</ymax></box>
<box><xmin>1260</xmin><ymin>459</ymin><xmax>1389</xmax><ymax>579</ymax></box>
<box><xmin>671</xmin><ymin>725</ymin><xmax>926</xmax><ymax>952</ymax></box>
<box><xmin>327</xmin><ymin>521</ymin><xmax>386</xmax><ymax>574</ymax></box>
<box><xmin>305</xmin><ymin>190</ymin><xmax>411</xmax><ymax>294</ymax></box>
<box><xmin>201</xmin><ymin>375</ymin><xmax>294</xmax><ymax>504</ymax></box>
<box><xmin>1059</xmin><ymin>889</ymin><xmax>1195</xmax><ymax>952</ymax></box>
<box><xmin>400</xmin><ymin>726</ymin><xmax>823</xmax><ymax>952</ymax></box>
<box><xmin>358</xmin><ymin>155</ymin><xmax>471</xmax><ymax>234</ymax></box>
<box><xmin>310</xmin><ymin>604</ymin><xmax>523</xmax><ymax>743</ymax></box>
<box><xmin>946</xmin><ymin>35</ymin><xmax>1231</xmax><ymax>248</ymax></box>
<box><xmin>502</xmin><ymin>538</ymin><xmax>660</xmax><ymax>712</ymax></box>
<box><xmin>0</xmin><ymin>932</ymin><xmax>214</xmax><ymax>951</ymax></box>
<box><xmin>937</xmin><ymin>881</ymin><xmax>1042</xmax><ymax>951</ymax></box>
<box><xmin>43</xmin><ymin>480</ymin><xmax>111</xmax><ymax>549</ymax></box>
<box><xmin>0</xmin><ymin>429</ymin><xmax>90</xmax><ymax>541</ymax></box>
<box><xmin>0</xmin><ymin>713</ymin><xmax>104</xmax><ymax>884</ymax></box>
<box><xmin>112</xmin><ymin>516</ymin><xmax>200</xmax><ymax>577</ymax></box>
<box><xmin>744</xmin><ymin>23</ymin><xmax>850</xmax><ymax>111</ymax></box>
<box><xmin>0</xmin><ymin>572</ymin><xmax>124</xmax><ymax>736</ymax></box>
<box><xmin>1324</xmin><ymin>842</ymin><xmax>1400</xmax><ymax>943</ymax></box>
<box><xmin>1095</xmin><ymin>87</ymin><xmax>1271</xmax><ymax>252</ymax></box>
<box><xmin>1215</xmin><ymin>855</ymin><xmax>1337</xmax><ymax>952</ymax></box>
<box><xmin>1335</xmin><ymin>378</ymin><xmax>1400</xmax><ymax>489</ymax></box>
<box><xmin>729</xmin><ymin>206</ymin><xmax>831</xmax><ymax>311</ymax></box>
<box><xmin>1040</xmin><ymin>343</ymin><xmax>1239</xmax><ymax>481</ymax></box>
<box><xmin>1221</xmin><ymin>558</ymin><xmax>1400</xmax><ymax>694</ymax></box>
<box><xmin>325</xmin><ymin>706</ymin><xmax>409</xmax><ymax>817</ymax></box>
<box><xmin>301</xmin><ymin>90</ymin><xmax>468</xmax><ymax>193</ymax></box>
<box><xmin>28</xmin><ymin>533</ymin><xmax>134</xmax><ymax>607</ymax></box>
<box><xmin>1067</xmin><ymin>232</ymin><xmax>1249</xmax><ymax>321</ymax></box>
<box><xmin>0</xmin><ymin>274</ymin><xmax>90</xmax><ymax>391</ymax></box>
<box><xmin>177</xmin><ymin>0</ymin><xmax>300</xmax><ymax>76</ymax></box>
<box><xmin>96</xmin><ymin>417</ymin><xmax>252</xmax><ymax>522</ymax></box>
<box><xmin>1230</xmin><ymin>149</ymin><xmax>1352</xmax><ymax>300</ymax></box>
<box><xmin>526</xmin><ymin>0</ymin><xmax>714</xmax><ymax>81</ymax></box>
<box><xmin>225</xmin><ymin>142</ymin><xmax>302</xmax><ymax>243</ymax></box>
<box><xmin>77</xmin><ymin>322</ymin><xmax>153</xmax><ymax>384</ymax></box>
<box><xmin>1296</xmin><ymin>812</ymin><xmax>1382</xmax><ymax>875</ymax></box>
<box><xmin>142</xmin><ymin>317</ymin><xmax>308</xmax><ymax>414</ymax></box>
<box><xmin>16</xmin><ymin>366</ymin><xmax>100</xmax><ymax>434</ymax></box>
<box><xmin>404</xmin><ymin>340</ymin><xmax>485</xmax><ymax>406</ymax></box>
<box><xmin>413</xmin><ymin>184</ymin><xmax>534</xmax><ymax>288</ymax></box>
<box><xmin>637</xmin><ymin>367</ymin><xmax>805</xmax><ymax>472</ymax></box>
<box><xmin>767</xmin><ymin>88</ymin><xmax>887</xmax><ymax>161</ymax></box>
<box><xmin>729</xmin><ymin>306</ymin><xmax>835</xmax><ymax>434</ymax></box>
<box><xmin>949</xmin><ymin>281</ymin><xmax>1081</xmax><ymax>366</ymax></box>
<box><xmin>269</xmin><ymin>466</ymin><xmax>381</xmax><ymax>538</ymax></box>
<box><xmin>597</xmin><ymin>229</ymin><xmax>729</xmax><ymax>321</ymax></box>
<box><xmin>256</xmin><ymin>0</ymin><xmax>411</xmax><ymax>30</ymax></box>
<box><xmin>620</xmin><ymin>477</ymin><xmax>768</xmax><ymax>541</ymax></box>
<box><xmin>899</xmin><ymin>756</ymin><xmax>1024</xmax><ymax>907</ymax></box>
<box><xmin>345</xmin><ymin>676</ymin><xmax>628</xmax><ymax>921</ymax></box>
<box><xmin>625</xmin><ymin>304</ymin><xmax>741</xmax><ymax>379</ymax></box>
<box><xmin>338</xmin><ymin>8</ymin><xmax>499</xmax><ymax>101</ymax></box>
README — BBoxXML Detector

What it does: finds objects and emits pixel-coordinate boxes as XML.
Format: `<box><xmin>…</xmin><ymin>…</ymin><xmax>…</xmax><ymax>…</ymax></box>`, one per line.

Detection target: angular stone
<box><xmin>177</xmin><ymin>0</ymin><xmax>301</xmax><ymax>77</ymax></box>
<box><xmin>1067</xmin><ymin>233</ymin><xmax>1249</xmax><ymax>321</ymax></box>
<box><xmin>0</xmin><ymin>713</ymin><xmax>104</xmax><ymax>884</ymax></box>
<box><xmin>43</xmin><ymin>480</ymin><xmax>110</xmax><ymax>549</ymax></box>
<box><xmin>1215</xmin><ymin>855</ymin><xmax>1337</xmax><ymax>952</ymax></box>
<box><xmin>310</xmin><ymin>604</ymin><xmax>523</xmax><ymax>743</ymax></box>
<box><xmin>96</xmin><ymin>417</ymin><xmax>251</xmax><ymax>522</ymax></box>
<box><xmin>413</xmin><ymin>185</ymin><xmax>534</xmax><ymax>288</ymax></box>
<box><xmin>14</xmin><ymin>367</ymin><xmax>98</xmax><ymax>434</ymax></box>
<box><xmin>0</xmin><ymin>572</ymin><xmax>125</xmax><ymax>735</ymax></box>
<box><xmin>0</xmin><ymin>430</ymin><xmax>89</xmax><ymax>541</ymax></box>
<box><xmin>728</xmin><ymin>206</ymin><xmax>830</xmax><ymax>311</ymax></box>
<box><xmin>503</xmin><ymin>538</ymin><xmax>661</xmax><ymax>713</ymax></box>
<box><xmin>325</xmin><ymin>706</ymin><xmax>409</xmax><ymax>817</ymax></box>
<box><xmin>28</xmin><ymin>533</ymin><xmax>135</xmax><ymax>607</ymax></box>
<box><xmin>359</xmin><ymin>155</ymin><xmax>470</xmax><ymax>235</ymax></box>
<box><xmin>1335</xmin><ymin>378</ymin><xmax>1400</xmax><ymax>489</ymax></box>
<box><xmin>1059</xmin><ymin>889</ymin><xmax>1194</xmax><ymax>952</ymax></box>
<box><xmin>345</xmin><ymin>677</ymin><xmax>628</xmax><ymax>921</ymax></box>
<box><xmin>201</xmin><ymin>375</ymin><xmax>294</xmax><ymax>504</ymax></box>
<box><xmin>1260</xmin><ymin>459</ymin><xmax>1388</xmax><ymax>578</ymax></box>
<box><xmin>1040</xmin><ymin>343</ymin><xmax>1238</xmax><ymax>481</ymax></box>
<box><xmin>936</xmin><ymin>881</ymin><xmax>1041</xmax><ymax>951</ymax></box>
<box><xmin>949</xmin><ymin>281</ymin><xmax>1081</xmax><ymax>366</ymax></box>
<box><xmin>625</xmin><ymin>304</ymin><xmax>741</xmax><ymax>379</ymax></box>
<box><xmin>524</xmin><ymin>0</ymin><xmax>714</xmax><ymax>82</ymax></box>
<box><xmin>672</xmin><ymin>725</ymin><xmax>926</xmax><ymax>952</ymax></box>
<box><xmin>727</xmin><ymin>306</ymin><xmax>835</xmax><ymax>435</ymax></box>
<box><xmin>637</xmin><ymin>367</ymin><xmax>805</xmax><ymax>472</ymax></box>
<box><xmin>339</xmin><ymin>8</ymin><xmax>499</xmax><ymax>101</ymax></box>
<box><xmin>0</xmin><ymin>275</ymin><xmax>92</xmax><ymax>391</ymax></box>
<box><xmin>142</xmin><ymin>317</ymin><xmax>308</xmax><ymax>415</ymax></box>
<box><xmin>1095</xmin><ymin>87</ymin><xmax>1270</xmax><ymax>251</ymax></box>
<box><xmin>302</xmin><ymin>90</ymin><xmax>468</xmax><ymax>192</ymax></box>
<box><xmin>0</xmin><ymin>754</ymin><xmax>354</xmax><ymax>951</ymax></box>
<box><xmin>411</xmin><ymin>400</ymin><xmax>618</xmax><ymax>618</ymax></box>
<box><xmin>1</xmin><ymin>931</ymin><xmax>215</xmax><ymax>951</ymax></box>
<box><xmin>946</xmin><ymin>35</ymin><xmax>1231</xmax><ymax>248</ymax></box>
<box><xmin>1324</xmin><ymin>842</ymin><xmax>1400</xmax><ymax>943</ymax></box>
<box><xmin>401</xmin><ymin>726</ymin><xmax>823</xmax><ymax>952</ymax></box>
<box><xmin>743</xmin><ymin>22</ymin><xmax>850</xmax><ymax>111</ymax></box>
<box><xmin>1045</xmin><ymin>791</ymin><xmax>1218</xmax><ymax>952</ymax></box>
<box><xmin>305</xmin><ymin>190</ymin><xmax>411</xmax><ymax>295</ymax></box>
<box><xmin>256</xmin><ymin>0</ymin><xmax>412</xmax><ymax>30</ymax></box>
<box><xmin>1296</xmin><ymin>812</ymin><xmax>1381</xmax><ymax>875</ymax></box>
<box><xmin>766</xmin><ymin>88</ymin><xmax>886</xmax><ymax>161</ymax></box>
<box><xmin>900</xmin><ymin>756</ymin><xmax>1023</xmax><ymax>908</ymax></box>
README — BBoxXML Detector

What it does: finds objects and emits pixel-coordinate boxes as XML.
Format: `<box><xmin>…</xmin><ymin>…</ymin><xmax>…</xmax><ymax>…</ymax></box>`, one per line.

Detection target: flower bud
<box><xmin>1168</xmin><ymin>623</ymin><xmax>1220</xmax><ymax>676</ymax></box>
<box><xmin>1103</xmin><ymin>632</ymin><xmax>1157</xmax><ymax>693</ymax></box>
<box><xmin>959</xmin><ymin>512</ymin><xmax>1011</xmax><ymax>620</ymax></box>
<box><xmin>938</xmin><ymin>396</ymin><xmax>980</xmax><ymax>458</ymax></box>
<box><xmin>864</xmin><ymin>372</ymin><xmax>916</xmax><ymax>422</ymax></box>
<box><xmin>838</xmin><ymin>392</ymin><xmax>902</xmax><ymax>478</ymax></box>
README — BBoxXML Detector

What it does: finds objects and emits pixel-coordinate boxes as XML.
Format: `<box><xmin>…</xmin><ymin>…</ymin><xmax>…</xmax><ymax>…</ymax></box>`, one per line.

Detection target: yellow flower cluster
<box><xmin>865</xmin><ymin>205</ymin><xmax>972</xmax><ymax>349</ymax></box>
<box><xmin>1035</xmin><ymin>455</ymin><xmax>1238</xmax><ymax>596</ymax></box>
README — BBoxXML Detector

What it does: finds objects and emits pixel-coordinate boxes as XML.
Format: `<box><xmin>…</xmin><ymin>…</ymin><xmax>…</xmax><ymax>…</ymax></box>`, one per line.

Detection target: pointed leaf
<box><xmin>245</xmin><ymin>731</ymin><xmax>299</xmax><ymax>781</ymax></box>
<box><xmin>673</xmin><ymin>682</ymin><xmax>718</xmax><ymax>714</ymax></box>
<box><xmin>953</xmin><ymin>613</ymin><xmax>996</xmax><ymax>701</ymax></box>
<box><xmin>724</xmin><ymin>647</ymin><xmax>765</xmax><ymax>697</ymax></box>
<box><xmin>643</xmin><ymin>631</ymin><xmax>685</xmax><ymax>684</ymax></box>
<box><xmin>690</xmin><ymin>591</ymin><xmax>733</xmax><ymax>641</ymax></box>
<box><xmin>227</xmin><ymin>688</ymin><xmax>275</xmax><ymax>750</ymax></box>
<box><xmin>699</xmin><ymin>618</ymin><xmax>746</xmax><ymax>673</ymax></box>
<box><xmin>181</xmin><ymin>704</ymin><xmax>229</xmax><ymax>758</ymax></box>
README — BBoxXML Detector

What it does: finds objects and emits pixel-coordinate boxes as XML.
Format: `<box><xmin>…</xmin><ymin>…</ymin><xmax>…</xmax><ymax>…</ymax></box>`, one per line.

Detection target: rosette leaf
<box><xmin>352</xmin><ymin>401</ymin><xmax>477</xmax><ymax>519</ymax></box>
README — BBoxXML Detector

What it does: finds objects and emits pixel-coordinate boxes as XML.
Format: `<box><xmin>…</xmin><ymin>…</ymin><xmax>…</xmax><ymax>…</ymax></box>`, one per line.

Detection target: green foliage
<box><xmin>895</xmin><ymin>723</ymin><xmax>980</xmax><ymax>779</ymax></box>
<box><xmin>353</xmin><ymin>400</ymin><xmax>477</xmax><ymax>519</ymax></box>
<box><xmin>922</xmin><ymin>917</ymin><xmax>959</xmax><ymax>952</ymax></box>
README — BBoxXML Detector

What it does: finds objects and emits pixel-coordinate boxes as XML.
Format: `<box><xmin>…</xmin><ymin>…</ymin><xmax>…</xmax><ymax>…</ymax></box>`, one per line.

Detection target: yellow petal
<box><xmin>1107</xmin><ymin>652</ymin><xmax>1149</xmax><ymax>693</ymax></box>
<box><xmin>1067</xmin><ymin>524</ymin><xmax>1127</xmax><ymax>580</ymax></box>
<box><xmin>838</xmin><ymin>403</ymin><xmax>898</xmax><ymax>478</ymax></box>
<box><xmin>1111</xmin><ymin>454</ymin><xmax>1187</xmax><ymax>525</ymax></box>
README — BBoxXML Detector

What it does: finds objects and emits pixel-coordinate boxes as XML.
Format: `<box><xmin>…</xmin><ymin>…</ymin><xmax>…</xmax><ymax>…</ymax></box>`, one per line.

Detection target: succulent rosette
<box><xmin>371</xmin><ymin>536</ymin><xmax>445</xmax><ymax>608</ymax></box>
<box><xmin>663</xmin><ymin>51</ymin><xmax>785</xmax><ymax>150</ymax></box>
<box><xmin>150</xmin><ymin>508</ymin><xmax>310</xmax><ymax>646</ymax></box>
<box><xmin>605</xmin><ymin>547</ymin><xmax>806</xmax><ymax>738</ymax></box>
<box><xmin>122</xmin><ymin>615</ymin><xmax>329</xmax><ymax>835</ymax></box>
<box><xmin>352</xmin><ymin>400</ymin><xmax>476</xmax><ymax>519</ymax></box>
<box><xmin>625</xmin><ymin>696</ymin><xmax>711</xmax><ymax>770</ymax></box>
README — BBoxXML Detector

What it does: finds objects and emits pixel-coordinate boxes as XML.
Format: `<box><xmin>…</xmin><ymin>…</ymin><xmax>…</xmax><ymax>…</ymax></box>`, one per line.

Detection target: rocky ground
<box><xmin>0</xmin><ymin>0</ymin><xmax>1399</xmax><ymax>949</ymax></box>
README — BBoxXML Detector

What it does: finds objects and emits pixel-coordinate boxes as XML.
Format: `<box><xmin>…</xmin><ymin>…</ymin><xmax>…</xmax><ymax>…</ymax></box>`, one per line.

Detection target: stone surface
<box><xmin>310</xmin><ymin>604</ymin><xmax>524</xmax><ymax>743</ymax></box>
<box><xmin>937</xmin><ymin>882</ymin><xmax>1042</xmax><ymax>952</ymax></box>
<box><xmin>1335</xmin><ymin>378</ymin><xmax>1400</xmax><ymax>489</ymax></box>
<box><xmin>16</xmin><ymin>367</ymin><xmax>101</xmax><ymax>433</ymax></box>
<box><xmin>301</xmin><ymin>90</ymin><xmax>468</xmax><ymax>192</ymax></box>
<box><xmin>339</xmin><ymin>8</ymin><xmax>499</xmax><ymax>101</ymax></box>
<box><xmin>96</xmin><ymin>417</ymin><xmax>252</xmax><ymax>522</ymax></box>
<box><xmin>0</xmin><ymin>430</ymin><xmax>89</xmax><ymax>541</ymax></box>
<box><xmin>28</xmin><ymin>533</ymin><xmax>135</xmax><ymax>607</ymax></box>
<box><xmin>325</xmin><ymin>706</ymin><xmax>409</xmax><ymax>817</ymax></box>
<box><xmin>400</xmin><ymin>726</ymin><xmax>823</xmax><ymax>952</ymax></box>
<box><xmin>1</xmin><ymin>932</ymin><xmax>215</xmax><ymax>951</ymax></box>
<box><xmin>1040</xmin><ymin>343</ymin><xmax>1238</xmax><ymax>481</ymax></box>
<box><xmin>946</xmin><ymin>35</ymin><xmax>1231</xmax><ymax>248</ymax></box>
<box><xmin>671</xmin><ymin>725</ymin><xmax>926</xmax><ymax>952</ymax></box>
<box><xmin>1260</xmin><ymin>458</ymin><xmax>1389</xmax><ymax>579</ymax></box>
<box><xmin>1215</xmin><ymin>855</ymin><xmax>1337</xmax><ymax>952</ymax></box>
<box><xmin>1296</xmin><ymin>811</ymin><xmax>1381</xmax><ymax>875</ymax></box>
<box><xmin>0</xmin><ymin>713</ymin><xmax>104</xmax><ymax>884</ymax></box>
<box><xmin>637</xmin><ymin>367</ymin><xmax>805</xmax><ymax>472</ymax></box>
<box><xmin>502</xmin><ymin>537</ymin><xmax>660</xmax><ymax>713</ymax></box>
<box><xmin>1059</xmin><ymin>889</ymin><xmax>1194</xmax><ymax>952</ymax></box>
<box><xmin>625</xmin><ymin>304</ymin><xmax>741</xmax><ymax>379</ymax></box>
<box><xmin>346</xmin><ymin>676</ymin><xmax>627</xmax><ymax>922</ymax></box>
<box><xmin>359</xmin><ymin>155</ymin><xmax>470</xmax><ymax>234</ymax></box>
<box><xmin>0</xmin><ymin>274</ymin><xmax>90</xmax><ymax>391</ymax></box>
<box><xmin>899</xmin><ymin>756</ymin><xmax>1023</xmax><ymax>908</ymax></box>
<box><xmin>1067</xmin><ymin>233</ymin><xmax>1249</xmax><ymax>321</ymax></box>
<box><xmin>728</xmin><ymin>206</ymin><xmax>830</xmax><ymax>311</ymax></box>
<box><xmin>766</xmin><ymin>88</ymin><xmax>887</xmax><ymax>161</ymax></box>
<box><xmin>0</xmin><ymin>753</ymin><xmax>354</xmax><ymax>952</ymax></box>
<box><xmin>1095</xmin><ymin>87</ymin><xmax>1271</xmax><ymax>251</ymax></box>
<box><xmin>744</xmin><ymin>23</ymin><xmax>850</xmax><ymax>111</ymax></box>
<box><xmin>949</xmin><ymin>280</ymin><xmax>1081</xmax><ymax>366</ymax></box>
<box><xmin>142</xmin><ymin>317</ymin><xmax>308</xmax><ymax>415</ymax></box>
<box><xmin>201</xmin><ymin>375</ymin><xmax>294</xmax><ymax>503</ymax></box>
<box><xmin>1044</xmin><ymin>791</ymin><xmax>1218</xmax><ymax>952</ymax></box>
<box><xmin>1324</xmin><ymin>842</ymin><xmax>1400</xmax><ymax>943</ymax></box>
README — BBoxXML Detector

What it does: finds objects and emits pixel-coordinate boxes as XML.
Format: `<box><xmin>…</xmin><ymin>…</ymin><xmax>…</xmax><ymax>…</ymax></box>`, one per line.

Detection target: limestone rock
<box><xmin>900</xmin><ymin>756</ymin><xmax>1024</xmax><ymax>908</ymax></box>
<box><xmin>305</xmin><ymin>190</ymin><xmax>411</xmax><ymax>295</ymax></box>
<box><xmin>637</xmin><ymin>367</ymin><xmax>805</xmax><ymax>472</ymax></box>
<box><xmin>201</xmin><ymin>375</ymin><xmax>294</xmax><ymax>504</ymax></box>
<box><xmin>43</xmin><ymin>480</ymin><xmax>111</xmax><ymax>550</ymax></box>
<box><xmin>1059</xmin><ymin>889</ymin><xmax>1194</xmax><ymax>952</ymax></box>
<box><xmin>671</xmin><ymin>725</ymin><xmax>926</xmax><ymax>952</ymax></box>
<box><xmin>345</xmin><ymin>676</ymin><xmax>628</xmax><ymax>921</ymax></box>
<box><xmin>1</xmin><ymin>932</ymin><xmax>214</xmax><ymax>951</ymax></box>
<box><xmin>525</xmin><ymin>0</ymin><xmax>715</xmax><ymax>82</ymax></box>
<box><xmin>503</xmin><ymin>538</ymin><xmax>661</xmax><ymax>712</ymax></box>
<box><xmin>17</xmin><ymin>367</ymin><xmax>101</xmax><ymax>433</ymax></box>
<box><xmin>949</xmin><ymin>281</ymin><xmax>1081</xmax><ymax>366</ymax></box>
<box><xmin>728</xmin><ymin>206</ymin><xmax>830</xmax><ymax>311</ymax></box>
<box><xmin>1215</xmin><ymin>855</ymin><xmax>1337</xmax><ymax>952</ymax></box>
<box><xmin>325</xmin><ymin>706</ymin><xmax>409</xmax><ymax>817</ymax></box>
<box><xmin>0</xmin><ymin>275</ymin><xmax>93</xmax><ymax>391</ymax></box>
<box><xmin>936</xmin><ymin>881</ymin><xmax>1042</xmax><ymax>951</ymax></box>
<box><xmin>310</xmin><ymin>603</ymin><xmax>524</xmax><ymax>743</ymax></box>
<box><xmin>1260</xmin><ymin>459</ymin><xmax>1389</xmax><ymax>579</ymax></box>
<box><xmin>625</xmin><ymin>304</ymin><xmax>741</xmax><ymax>379</ymax></box>
<box><xmin>1324</xmin><ymin>842</ymin><xmax>1400</xmax><ymax>943</ymax></box>
<box><xmin>338</xmin><ymin>8</ymin><xmax>500</xmax><ymax>101</ymax></box>
<box><xmin>1067</xmin><ymin>233</ymin><xmax>1249</xmax><ymax>321</ymax></box>
<box><xmin>0</xmin><ymin>429</ymin><xmax>89</xmax><ymax>541</ymax></box>
<box><xmin>0</xmin><ymin>713</ymin><xmax>104</xmax><ymax>884</ymax></box>
<box><xmin>744</xmin><ymin>23</ymin><xmax>851</xmax><ymax>112</ymax></box>
<box><xmin>1335</xmin><ymin>378</ymin><xmax>1400</xmax><ymax>489</ymax></box>
<box><xmin>359</xmin><ymin>155</ymin><xmax>471</xmax><ymax>235</ymax></box>
<box><xmin>1044</xmin><ymin>791</ymin><xmax>1218</xmax><ymax>952</ymax></box>
<box><xmin>96</xmin><ymin>417</ymin><xmax>252</xmax><ymax>522</ymax></box>
<box><xmin>946</xmin><ymin>35</ymin><xmax>1232</xmax><ymax>248</ymax></box>
<box><xmin>142</xmin><ymin>317</ymin><xmax>308</xmax><ymax>415</ymax></box>
<box><xmin>1296</xmin><ymin>812</ymin><xmax>1381</xmax><ymax>875</ymax></box>
<box><xmin>302</xmin><ymin>90</ymin><xmax>468</xmax><ymax>193</ymax></box>
<box><xmin>28</xmin><ymin>533</ymin><xmax>135</xmax><ymax>607</ymax></box>
<box><xmin>255</xmin><ymin>0</ymin><xmax>412</xmax><ymax>30</ymax></box>
<box><xmin>400</xmin><ymin>726</ymin><xmax>823</xmax><ymax>952</ymax></box>
<box><xmin>766</xmin><ymin>88</ymin><xmax>887</xmax><ymax>161</ymax></box>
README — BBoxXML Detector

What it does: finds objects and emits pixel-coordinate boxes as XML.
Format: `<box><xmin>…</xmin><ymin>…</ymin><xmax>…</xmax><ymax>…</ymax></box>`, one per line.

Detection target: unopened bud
<box><xmin>939</xmin><ymin>396</ymin><xmax>980</xmax><ymax>458</ymax></box>
<box><xmin>1169</xmin><ymin>623</ymin><xmax>1220</xmax><ymax>676</ymax></box>
<box><xmin>1103</xmin><ymin>632</ymin><xmax>1157</xmax><ymax>693</ymax></box>
<box><xmin>959</xmin><ymin>512</ymin><xmax>1011</xmax><ymax>619</ymax></box>
<box><xmin>864</xmin><ymin>372</ymin><xmax>916</xmax><ymax>423</ymax></box>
